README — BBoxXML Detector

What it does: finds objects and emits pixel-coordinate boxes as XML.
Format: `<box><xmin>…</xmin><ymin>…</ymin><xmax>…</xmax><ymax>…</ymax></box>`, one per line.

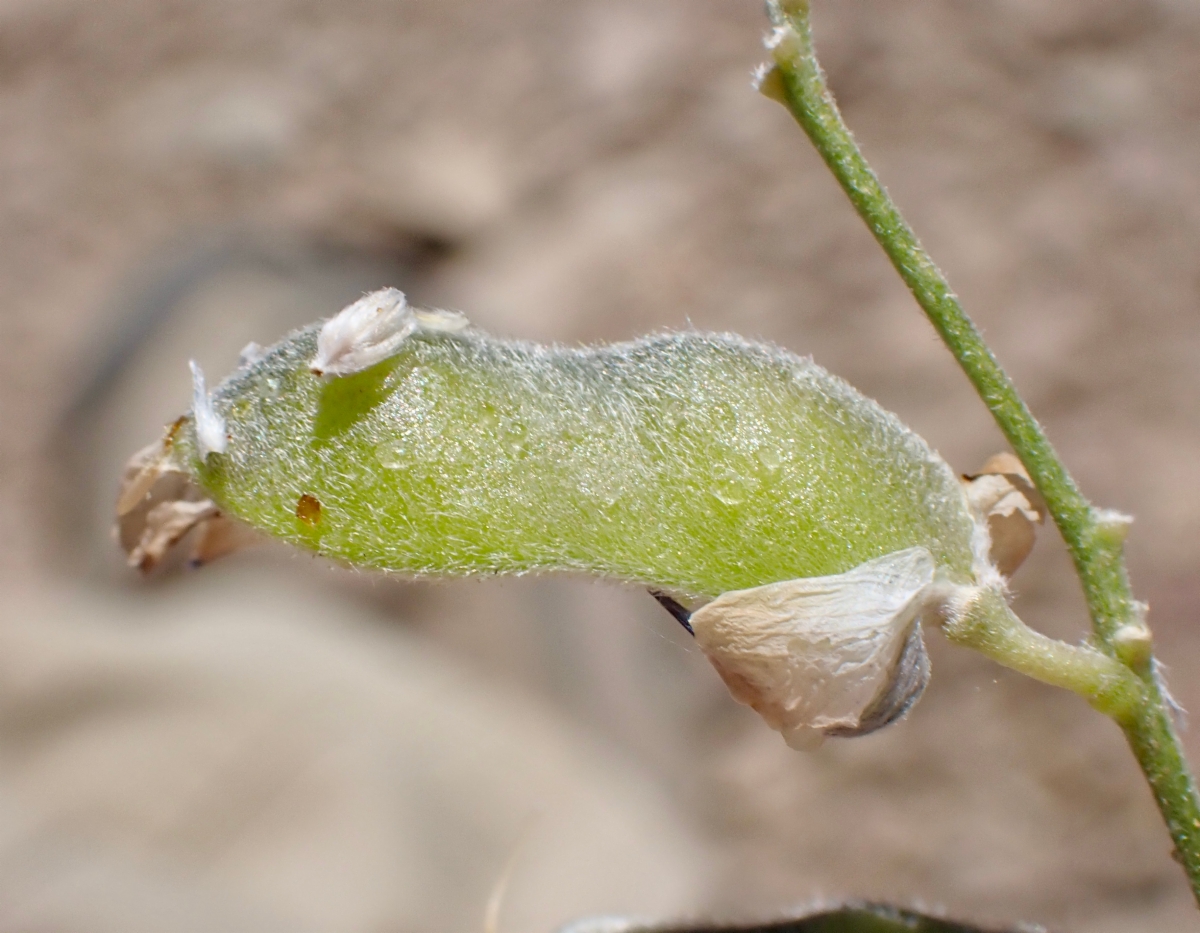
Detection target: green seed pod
<box><xmin>173</xmin><ymin>294</ymin><xmax>979</xmax><ymax>593</ymax></box>
<box><xmin>119</xmin><ymin>289</ymin><xmax>1003</xmax><ymax>745</ymax></box>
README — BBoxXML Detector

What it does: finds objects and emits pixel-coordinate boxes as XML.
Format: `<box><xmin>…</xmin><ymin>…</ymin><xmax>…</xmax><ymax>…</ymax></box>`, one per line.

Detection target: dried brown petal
<box><xmin>115</xmin><ymin>435</ymin><xmax>185</xmax><ymax>516</ymax></box>
<box><xmin>115</xmin><ymin>425</ymin><xmax>233</xmax><ymax>572</ymax></box>
<box><xmin>127</xmin><ymin>499</ymin><xmax>220</xmax><ymax>572</ymax></box>
<box><xmin>189</xmin><ymin>515</ymin><xmax>265</xmax><ymax>567</ymax></box>
<box><xmin>977</xmin><ymin>451</ymin><xmax>1028</xmax><ymax>480</ymax></box>
<box><xmin>963</xmin><ymin>453</ymin><xmax>1047</xmax><ymax>578</ymax></box>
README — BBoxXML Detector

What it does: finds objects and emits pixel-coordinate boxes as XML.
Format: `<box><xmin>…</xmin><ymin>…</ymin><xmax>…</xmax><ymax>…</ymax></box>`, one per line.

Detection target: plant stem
<box><xmin>942</xmin><ymin>588</ymin><xmax>1144</xmax><ymax>721</ymax></box>
<box><xmin>764</xmin><ymin>0</ymin><xmax>1200</xmax><ymax>902</ymax></box>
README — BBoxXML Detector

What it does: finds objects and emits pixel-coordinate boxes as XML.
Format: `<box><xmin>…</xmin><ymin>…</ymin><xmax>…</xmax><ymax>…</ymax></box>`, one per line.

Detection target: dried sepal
<box><xmin>116</xmin><ymin>436</ymin><xmax>184</xmax><ymax>517</ymax></box>
<box><xmin>309</xmin><ymin>288</ymin><xmax>470</xmax><ymax>378</ymax></box>
<box><xmin>127</xmin><ymin>499</ymin><xmax>220</xmax><ymax>571</ymax></box>
<box><xmin>962</xmin><ymin>452</ymin><xmax>1046</xmax><ymax>577</ymax></box>
<box><xmin>189</xmin><ymin>514</ymin><xmax>264</xmax><ymax>567</ymax></box>
<box><xmin>310</xmin><ymin>288</ymin><xmax>413</xmax><ymax>377</ymax></box>
<box><xmin>829</xmin><ymin>619</ymin><xmax>930</xmax><ymax>738</ymax></box>
<box><xmin>690</xmin><ymin>547</ymin><xmax>936</xmax><ymax>750</ymax></box>
<box><xmin>115</xmin><ymin>430</ymin><xmax>253</xmax><ymax>572</ymax></box>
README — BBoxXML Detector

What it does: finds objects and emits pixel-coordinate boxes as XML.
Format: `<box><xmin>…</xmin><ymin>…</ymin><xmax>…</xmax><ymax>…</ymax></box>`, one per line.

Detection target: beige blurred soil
<box><xmin>2</xmin><ymin>0</ymin><xmax>1200</xmax><ymax>930</ymax></box>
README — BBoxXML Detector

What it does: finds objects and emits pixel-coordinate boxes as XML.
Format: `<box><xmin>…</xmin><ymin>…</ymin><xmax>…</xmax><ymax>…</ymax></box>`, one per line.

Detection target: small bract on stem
<box><xmin>762</xmin><ymin>0</ymin><xmax>1200</xmax><ymax>901</ymax></box>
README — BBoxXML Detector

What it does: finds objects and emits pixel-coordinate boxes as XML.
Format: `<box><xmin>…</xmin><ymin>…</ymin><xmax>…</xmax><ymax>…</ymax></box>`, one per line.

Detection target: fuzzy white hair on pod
<box><xmin>690</xmin><ymin>547</ymin><xmax>937</xmax><ymax>750</ymax></box>
<box><xmin>188</xmin><ymin>360</ymin><xmax>227</xmax><ymax>458</ymax></box>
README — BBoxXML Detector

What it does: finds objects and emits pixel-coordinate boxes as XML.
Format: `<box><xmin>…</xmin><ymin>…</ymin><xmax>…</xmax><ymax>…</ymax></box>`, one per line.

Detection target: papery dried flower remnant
<box><xmin>691</xmin><ymin>547</ymin><xmax>935</xmax><ymax>749</ymax></box>
<box><xmin>116</xmin><ymin>433</ymin><xmax>259</xmax><ymax>572</ymax></box>
<box><xmin>310</xmin><ymin>288</ymin><xmax>468</xmax><ymax>377</ymax></box>
<box><xmin>128</xmin><ymin>499</ymin><xmax>221</xmax><ymax>571</ymax></box>
<box><xmin>962</xmin><ymin>452</ymin><xmax>1046</xmax><ymax>578</ymax></box>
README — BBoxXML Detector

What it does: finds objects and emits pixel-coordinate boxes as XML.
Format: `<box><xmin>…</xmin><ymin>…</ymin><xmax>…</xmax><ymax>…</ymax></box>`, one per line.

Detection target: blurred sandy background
<box><xmin>2</xmin><ymin>0</ymin><xmax>1200</xmax><ymax>930</ymax></box>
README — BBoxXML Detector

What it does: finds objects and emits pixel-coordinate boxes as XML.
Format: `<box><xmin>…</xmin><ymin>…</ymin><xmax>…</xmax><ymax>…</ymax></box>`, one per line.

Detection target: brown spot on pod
<box><xmin>296</xmin><ymin>494</ymin><xmax>322</xmax><ymax>527</ymax></box>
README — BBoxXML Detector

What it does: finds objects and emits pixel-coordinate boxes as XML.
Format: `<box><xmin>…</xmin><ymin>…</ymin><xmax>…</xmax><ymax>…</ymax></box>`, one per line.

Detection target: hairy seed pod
<box><xmin>120</xmin><ymin>291</ymin><xmax>1005</xmax><ymax>745</ymax></box>
<box><xmin>160</xmin><ymin>306</ymin><xmax>980</xmax><ymax>596</ymax></box>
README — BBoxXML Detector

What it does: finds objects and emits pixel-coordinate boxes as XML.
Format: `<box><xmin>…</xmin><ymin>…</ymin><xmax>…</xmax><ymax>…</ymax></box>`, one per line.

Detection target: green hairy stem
<box><xmin>181</xmin><ymin>326</ymin><xmax>977</xmax><ymax>598</ymax></box>
<box><xmin>764</xmin><ymin>0</ymin><xmax>1200</xmax><ymax>901</ymax></box>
